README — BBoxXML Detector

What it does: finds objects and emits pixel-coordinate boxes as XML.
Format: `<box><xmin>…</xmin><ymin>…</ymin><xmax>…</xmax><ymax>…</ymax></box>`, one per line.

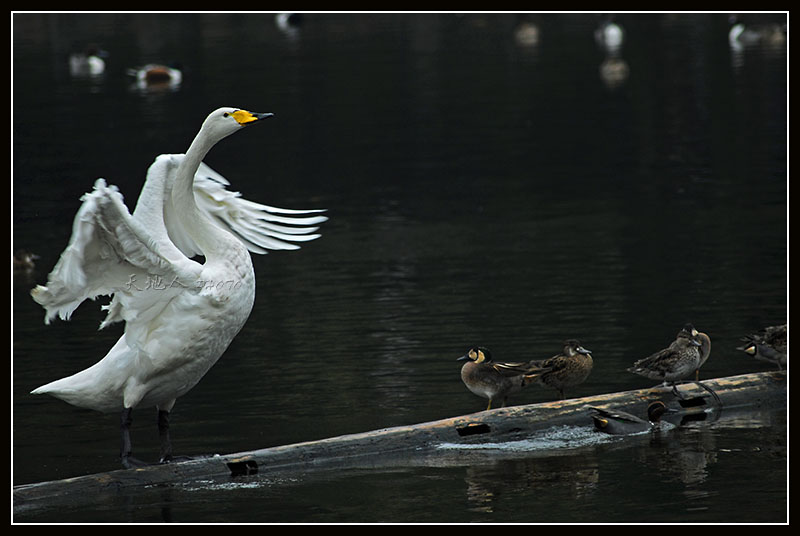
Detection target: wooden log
<box><xmin>13</xmin><ymin>370</ymin><xmax>786</xmax><ymax>515</ymax></box>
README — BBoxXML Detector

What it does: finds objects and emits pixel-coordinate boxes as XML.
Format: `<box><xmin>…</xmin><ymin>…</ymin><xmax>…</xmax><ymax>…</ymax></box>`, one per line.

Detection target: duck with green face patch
<box><xmin>529</xmin><ymin>339</ymin><xmax>593</xmax><ymax>400</ymax></box>
<box><xmin>590</xmin><ymin>401</ymin><xmax>674</xmax><ymax>435</ymax></box>
<box><xmin>457</xmin><ymin>347</ymin><xmax>547</xmax><ymax>411</ymax></box>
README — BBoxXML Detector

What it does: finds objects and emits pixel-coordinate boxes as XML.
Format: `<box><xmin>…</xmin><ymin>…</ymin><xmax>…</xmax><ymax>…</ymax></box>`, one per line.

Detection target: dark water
<box><xmin>12</xmin><ymin>13</ymin><xmax>787</xmax><ymax>523</ymax></box>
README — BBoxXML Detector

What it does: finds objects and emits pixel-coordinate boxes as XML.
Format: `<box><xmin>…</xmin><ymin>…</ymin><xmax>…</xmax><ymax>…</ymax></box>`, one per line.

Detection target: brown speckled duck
<box><xmin>628</xmin><ymin>324</ymin><xmax>703</xmax><ymax>385</ymax></box>
<box><xmin>694</xmin><ymin>331</ymin><xmax>711</xmax><ymax>380</ymax></box>
<box><xmin>530</xmin><ymin>339</ymin><xmax>594</xmax><ymax>400</ymax></box>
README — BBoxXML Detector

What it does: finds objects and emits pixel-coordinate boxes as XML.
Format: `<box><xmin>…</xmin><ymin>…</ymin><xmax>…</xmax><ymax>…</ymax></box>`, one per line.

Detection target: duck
<box><xmin>738</xmin><ymin>324</ymin><xmax>787</xmax><ymax>370</ymax></box>
<box><xmin>741</xmin><ymin>342</ymin><xmax>787</xmax><ymax>370</ymax></box>
<box><xmin>513</xmin><ymin>15</ymin><xmax>540</xmax><ymax>48</ymax></box>
<box><xmin>728</xmin><ymin>15</ymin><xmax>786</xmax><ymax>51</ymax></box>
<box><xmin>594</xmin><ymin>17</ymin><xmax>624</xmax><ymax>55</ymax></box>
<box><xmin>628</xmin><ymin>324</ymin><xmax>703</xmax><ymax>386</ymax></box>
<box><xmin>694</xmin><ymin>331</ymin><xmax>712</xmax><ymax>380</ymax></box>
<box><xmin>128</xmin><ymin>63</ymin><xmax>183</xmax><ymax>91</ymax></box>
<box><xmin>69</xmin><ymin>45</ymin><xmax>107</xmax><ymax>77</ymax></box>
<box><xmin>275</xmin><ymin>13</ymin><xmax>304</xmax><ymax>34</ymax></box>
<box><xmin>529</xmin><ymin>339</ymin><xmax>593</xmax><ymax>400</ymax></box>
<box><xmin>13</xmin><ymin>249</ymin><xmax>39</xmax><ymax>274</ymax></box>
<box><xmin>30</xmin><ymin>108</ymin><xmax>327</xmax><ymax>468</ymax></box>
<box><xmin>457</xmin><ymin>347</ymin><xmax>547</xmax><ymax>411</ymax></box>
<box><xmin>590</xmin><ymin>401</ymin><xmax>673</xmax><ymax>435</ymax></box>
<box><xmin>599</xmin><ymin>57</ymin><xmax>629</xmax><ymax>89</ymax></box>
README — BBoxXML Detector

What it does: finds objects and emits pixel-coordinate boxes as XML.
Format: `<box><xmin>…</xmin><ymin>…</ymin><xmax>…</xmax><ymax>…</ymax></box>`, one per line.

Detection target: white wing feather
<box><xmin>31</xmin><ymin>178</ymin><xmax>201</xmax><ymax>326</ymax></box>
<box><xmin>152</xmin><ymin>154</ymin><xmax>328</xmax><ymax>257</ymax></box>
<box><xmin>32</xmin><ymin>154</ymin><xmax>327</xmax><ymax>327</ymax></box>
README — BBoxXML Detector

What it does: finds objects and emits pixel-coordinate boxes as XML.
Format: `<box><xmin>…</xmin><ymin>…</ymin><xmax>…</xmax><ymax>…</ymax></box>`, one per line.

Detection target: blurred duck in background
<box><xmin>128</xmin><ymin>63</ymin><xmax>183</xmax><ymax>91</ymax></box>
<box><xmin>69</xmin><ymin>45</ymin><xmax>108</xmax><ymax>77</ymax></box>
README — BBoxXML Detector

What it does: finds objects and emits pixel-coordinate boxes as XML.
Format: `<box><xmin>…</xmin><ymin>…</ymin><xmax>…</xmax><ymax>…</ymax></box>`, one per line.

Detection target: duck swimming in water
<box><xmin>590</xmin><ymin>401</ymin><xmax>673</xmax><ymax>435</ymax></box>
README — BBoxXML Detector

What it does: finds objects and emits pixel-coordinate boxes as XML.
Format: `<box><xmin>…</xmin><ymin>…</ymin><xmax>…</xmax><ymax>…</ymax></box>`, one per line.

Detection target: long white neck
<box><xmin>171</xmin><ymin>128</ymin><xmax>234</xmax><ymax>261</ymax></box>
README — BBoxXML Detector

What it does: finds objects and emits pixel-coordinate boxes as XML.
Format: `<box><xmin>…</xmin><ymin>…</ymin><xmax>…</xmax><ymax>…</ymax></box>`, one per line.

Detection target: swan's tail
<box><xmin>30</xmin><ymin>340</ymin><xmax>128</xmax><ymax>414</ymax></box>
<box><xmin>31</xmin><ymin>372</ymin><xmax>96</xmax><ymax>409</ymax></box>
<box><xmin>31</xmin><ymin>373</ymin><xmax>122</xmax><ymax>414</ymax></box>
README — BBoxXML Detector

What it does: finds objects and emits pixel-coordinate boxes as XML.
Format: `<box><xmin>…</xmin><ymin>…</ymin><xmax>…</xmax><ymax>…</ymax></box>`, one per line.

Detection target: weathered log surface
<box><xmin>13</xmin><ymin>370</ymin><xmax>786</xmax><ymax>515</ymax></box>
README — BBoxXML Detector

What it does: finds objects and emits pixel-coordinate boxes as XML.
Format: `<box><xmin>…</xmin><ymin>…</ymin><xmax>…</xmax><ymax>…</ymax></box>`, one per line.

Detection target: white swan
<box><xmin>30</xmin><ymin>107</ymin><xmax>327</xmax><ymax>468</ymax></box>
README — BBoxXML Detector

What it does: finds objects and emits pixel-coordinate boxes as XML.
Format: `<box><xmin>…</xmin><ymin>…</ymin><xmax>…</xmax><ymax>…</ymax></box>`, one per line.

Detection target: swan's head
<box><xmin>201</xmin><ymin>107</ymin><xmax>274</xmax><ymax>142</ymax></box>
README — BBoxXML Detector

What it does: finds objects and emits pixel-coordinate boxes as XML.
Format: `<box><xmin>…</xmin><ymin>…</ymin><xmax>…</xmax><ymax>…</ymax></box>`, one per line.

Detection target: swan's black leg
<box><xmin>157</xmin><ymin>409</ymin><xmax>195</xmax><ymax>464</ymax></box>
<box><xmin>120</xmin><ymin>407</ymin><xmax>133</xmax><ymax>464</ymax></box>
<box><xmin>157</xmin><ymin>409</ymin><xmax>173</xmax><ymax>463</ymax></box>
<box><xmin>120</xmin><ymin>407</ymin><xmax>147</xmax><ymax>468</ymax></box>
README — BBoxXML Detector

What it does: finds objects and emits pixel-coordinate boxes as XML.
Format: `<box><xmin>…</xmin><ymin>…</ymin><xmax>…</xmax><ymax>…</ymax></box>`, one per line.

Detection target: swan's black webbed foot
<box><xmin>121</xmin><ymin>454</ymin><xmax>150</xmax><ymax>469</ymax></box>
<box><xmin>158</xmin><ymin>454</ymin><xmax>196</xmax><ymax>464</ymax></box>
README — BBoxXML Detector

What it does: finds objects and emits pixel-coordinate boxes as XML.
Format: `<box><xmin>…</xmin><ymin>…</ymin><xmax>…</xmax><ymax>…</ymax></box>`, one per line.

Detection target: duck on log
<box><xmin>13</xmin><ymin>370</ymin><xmax>786</xmax><ymax>515</ymax></box>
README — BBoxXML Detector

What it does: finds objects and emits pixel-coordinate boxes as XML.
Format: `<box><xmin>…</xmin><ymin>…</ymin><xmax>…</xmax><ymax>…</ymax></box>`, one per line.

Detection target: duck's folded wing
<box><xmin>541</xmin><ymin>354</ymin><xmax>568</xmax><ymax>371</ymax></box>
<box><xmin>31</xmin><ymin>178</ymin><xmax>200</xmax><ymax>326</ymax></box>
<box><xmin>188</xmin><ymin>158</ymin><xmax>328</xmax><ymax>255</ymax></box>
<box><xmin>492</xmin><ymin>361</ymin><xmax>542</xmax><ymax>376</ymax></box>
<box><xmin>627</xmin><ymin>347</ymin><xmax>676</xmax><ymax>373</ymax></box>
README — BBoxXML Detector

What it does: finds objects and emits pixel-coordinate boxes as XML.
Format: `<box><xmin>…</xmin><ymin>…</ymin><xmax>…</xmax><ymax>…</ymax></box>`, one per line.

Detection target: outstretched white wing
<box><xmin>31</xmin><ymin>178</ymin><xmax>201</xmax><ymax>327</ymax></box>
<box><xmin>33</xmin><ymin>155</ymin><xmax>327</xmax><ymax>327</ymax></box>
<box><xmin>149</xmin><ymin>154</ymin><xmax>328</xmax><ymax>258</ymax></box>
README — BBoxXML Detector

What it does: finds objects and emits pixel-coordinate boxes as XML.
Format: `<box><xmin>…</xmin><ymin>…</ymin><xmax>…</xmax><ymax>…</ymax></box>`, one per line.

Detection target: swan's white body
<box><xmin>31</xmin><ymin>108</ymin><xmax>326</xmax><ymax>424</ymax></box>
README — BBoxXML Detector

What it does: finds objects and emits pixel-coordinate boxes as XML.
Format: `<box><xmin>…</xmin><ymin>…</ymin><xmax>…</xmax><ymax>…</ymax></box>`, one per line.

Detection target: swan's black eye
<box><xmin>223</xmin><ymin>112</ymin><xmax>229</xmax><ymax>117</ymax></box>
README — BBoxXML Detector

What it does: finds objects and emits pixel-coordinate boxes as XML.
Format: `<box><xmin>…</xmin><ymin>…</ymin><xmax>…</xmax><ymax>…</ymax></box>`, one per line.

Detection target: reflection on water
<box><xmin>13</xmin><ymin>12</ymin><xmax>786</xmax><ymax>523</ymax></box>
